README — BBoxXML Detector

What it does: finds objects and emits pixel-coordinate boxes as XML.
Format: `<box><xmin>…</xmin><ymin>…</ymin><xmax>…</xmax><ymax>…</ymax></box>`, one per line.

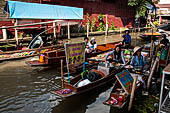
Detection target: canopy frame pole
<box><xmin>67</xmin><ymin>20</ymin><xmax>70</xmax><ymax>40</ymax></box>
<box><xmin>15</xmin><ymin>19</ymin><xmax>19</xmax><ymax>46</ymax></box>
<box><xmin>0</xmin><ymin>20</ymin><xmax>64</xmax><ymax>29</ymax></box>
<box><xmin>2</xmin><ymin>26</ymin><xmax>8</xmax><ymax>42</ymax></box>
<box><xmin>61</xmin><ymin>59</ymin><xmax>64</xmax><ymax>88</ymax></box>
<box><xmin>105</xmin><ymin>15</ymin><xmax>108</xmax><ymax>36</ymax></box>
<box><xmin>53</xmin><ymin>22</ymin><xmax>56</xmax><ymax>39</ymax></box>
<box><xmin>87</xmin><ymin>24</ymin><xmax>89</xmax><ymax>38</ymax></box>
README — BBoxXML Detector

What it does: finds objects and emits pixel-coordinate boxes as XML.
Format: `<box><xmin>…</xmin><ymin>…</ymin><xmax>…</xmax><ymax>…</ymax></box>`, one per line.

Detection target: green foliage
<box><xmin>132</xmin><ymin>94</ymin><xmax>159</xmax><ymax>113</ymax></box>
<box><xmin>90</xmin><ymin>17</ymin><xmax>96</xmax><ymax>32</ymax></box>
<box><xmin>97</xmin><ymin>14</ymin><xmax>105</xmax><ymax>31</ymax></box>
<box><xmin>98</xmin><ymin>22</ymin><xmax>104</xmax><ymax>31</ymax></box>
<box><xmin>128</xmin><ymin>0</ymin><xmax>152</xmax><ymax>17</ymax></box>
<box><xmin>111</xmin><ymin>22</ymin><xmax>115</xmax><ymax>30</ymax></box>
<box><xmin>86</xmin><ymin>13</ymin><xmax>90</xmax><ymax>25</ymax></box>
<box><xmin>98</xmin><ymin>14</ymin><xmax>104</xmax><ymax>21</ymax></box>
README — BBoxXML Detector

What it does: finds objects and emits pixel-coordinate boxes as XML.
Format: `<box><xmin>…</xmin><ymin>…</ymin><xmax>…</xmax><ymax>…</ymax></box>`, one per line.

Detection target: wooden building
<box><xmin>0</xmin><ymin>0</ymin><xmax>136</xmax><ymax>38</ymax></box>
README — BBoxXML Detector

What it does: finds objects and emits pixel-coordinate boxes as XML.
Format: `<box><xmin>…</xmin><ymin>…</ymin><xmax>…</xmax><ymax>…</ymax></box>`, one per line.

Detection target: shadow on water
<box><xmin>109</xmin><ymin>103</ymin><xmax>130</xmax><ymax>113</ymax></box>
<box><xmin>52</xmin><ymin>83</ymin><xmax>113</xmax><ymax>113</ymax></box>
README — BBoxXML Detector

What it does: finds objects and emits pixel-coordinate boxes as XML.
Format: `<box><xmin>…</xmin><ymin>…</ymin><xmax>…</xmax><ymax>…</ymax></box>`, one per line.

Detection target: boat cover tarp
<box><xmin>7</xmin><ymin>1</ymin><xmax>83</xmax><ymax>20</ymax></box>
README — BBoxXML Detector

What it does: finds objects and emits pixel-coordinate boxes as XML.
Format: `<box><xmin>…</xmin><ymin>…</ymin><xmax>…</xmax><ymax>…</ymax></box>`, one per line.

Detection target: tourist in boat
<box><xmin>84</xmin><ymin>36</ymin><xmax>89</xmax><ymax>46</ymax></box>
<box><xmin>122</xmin><ymin>30</ymin><xmax>131</xmax><ymax>48</ymax></box>
<box><xmin>84</xmin><ymin>37</ymin><xmax>90</xmax><ymax>53</ymax></box>
<box><xmin>130</xmin><ymin>46</ymin><xmax>146</xmax><ymax>69</ymax></box>
<box><xmin>123</xmin><ymin>49</ymin><xmax>132</xmax><ymax>64</ymax></box>
<box><xmin>160</xmin><ymin>34</ymin><xmax>169</xmax><ymax>46</ymax></box>
<box><xmin>105</xmin><ymin>44</ymin><xmax>125</xmax><ymax>64</ymax></box>
<box><xmin>88</xmin><ymin>37</ymin><xmax>97</xmax><ymax>53</ymax></box>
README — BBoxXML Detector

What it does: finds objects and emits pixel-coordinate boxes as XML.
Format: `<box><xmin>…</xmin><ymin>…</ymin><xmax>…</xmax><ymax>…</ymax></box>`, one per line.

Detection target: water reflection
<box><xmin>0</xmin><ymin>59</ymin><xmax>60</xmax><ymax>113</ymax></box>
<box><xmin>52</xmin><ymin>84</ymin><xmax>113</xmax><ymax>113</ymax></box>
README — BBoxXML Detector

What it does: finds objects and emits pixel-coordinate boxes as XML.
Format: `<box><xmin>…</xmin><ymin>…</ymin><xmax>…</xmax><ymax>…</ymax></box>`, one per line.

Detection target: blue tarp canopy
<box><xmin>7</xmin><ymin>1</ymin><xmax>83</xmax><ymax>20</ymax></box>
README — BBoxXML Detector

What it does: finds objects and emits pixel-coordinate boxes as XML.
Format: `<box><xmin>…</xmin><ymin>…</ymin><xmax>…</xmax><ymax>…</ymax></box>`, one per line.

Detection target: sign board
<box><xmin>115</xmin><ymin>70</ymin><xmax>134</xmax><ymax>94</ymax></box>
<box><xmin>65</xmin><ymin>42</ymin><xmax>85</xmax><ymax>66</ymax></box>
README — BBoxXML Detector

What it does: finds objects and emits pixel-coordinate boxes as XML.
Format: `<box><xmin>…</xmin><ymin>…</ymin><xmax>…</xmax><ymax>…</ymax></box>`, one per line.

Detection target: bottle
<box><xmin>119</xmin><ymin>90</ymin><xmax>123</xmax><ymax>102</ymax></box>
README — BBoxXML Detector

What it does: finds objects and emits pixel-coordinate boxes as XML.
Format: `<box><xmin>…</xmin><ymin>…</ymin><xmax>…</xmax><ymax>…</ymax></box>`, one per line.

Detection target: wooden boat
<box><xmin>0</xmin><ymin>44</ymin><xmax>16</xmax><ymax>52</ymax></box>
<box><xmin>157</xmin><ymin>23</ymin><xmax>170</xmax><ymax>31</ymax></box>
<box><xmin>103</xmin><ymin>69</ymin><xmax>148</xmax><ymax>109</ymax></box>
<box><xmin>26</xmin><ymin>49</ymin><xmax>65</xmax><ymax>66</ymax></box>
<box><xmin>0</xmin><ymin>44</ymin><xmax>63</xmax><ymax>62</ymax></box>
<box><xmin>139</xmin><ymin>32</ymin><xmax>162</xmax><ymax>41</ymax></box>
<box><xmin>85</xmin><ymin>41</ymin><xmax>122</xmax><ymax>58</ymax></box>
<box><xmin>26</xmin><ymin>41</ymin><xmax>122</xmax><ymax>66</ymax></box>
<box><xmin>87</xmin><ymin>49</ymin><xmax>134</xmax><ymax>64</ymax></box>
<box><xmin>103</xmin><ymin>48</ymin><xmax>150</xmax><ymax>109</ymax></box>
<box><xmin>51</xmin><ymin>64</ymin><xmax>123</xmax><ymax>98</ymax></box>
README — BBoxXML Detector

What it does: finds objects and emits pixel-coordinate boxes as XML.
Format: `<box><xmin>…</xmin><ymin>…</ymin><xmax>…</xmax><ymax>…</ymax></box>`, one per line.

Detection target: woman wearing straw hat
<box><xmin>130</xmin><ymin>46</ymin><xmax>146</xmax><ymax>69</ymax></box>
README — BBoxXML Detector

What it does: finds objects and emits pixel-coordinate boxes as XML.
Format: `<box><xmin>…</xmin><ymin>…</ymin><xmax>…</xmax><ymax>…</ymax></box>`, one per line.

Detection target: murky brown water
<box><xmin>0</xmin><ymin>32</ymin><xmax>149</xmax><ymax>113</ymax></box>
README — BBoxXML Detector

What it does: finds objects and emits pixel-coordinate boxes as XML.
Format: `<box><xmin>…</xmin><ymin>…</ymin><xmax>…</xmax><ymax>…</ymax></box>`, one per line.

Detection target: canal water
<box><xmin>0</xmin><ymin>32</ymin><xmax>150</xmax><ymax>113</ymax></box>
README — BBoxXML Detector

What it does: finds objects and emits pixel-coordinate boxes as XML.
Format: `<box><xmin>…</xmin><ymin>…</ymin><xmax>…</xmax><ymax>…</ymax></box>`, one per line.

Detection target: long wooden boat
<box><xmin>103</xmin><ymin>70</ymin><xmax>148</xmax><ymax>109</ymax></box>
<box><xmin>0</xmin><ymin>44</ymin><xmax>63</xmax><ymax>62</ymax></box>
<box><xmin>157</xmin><ymin>23</ymin><xmax>170</xmax><ymax>31</ymax></box>
<box><xmin>51</xmin><ymin>64</ymin><xmax>123</xmax><ymax>98</ymax></box>
<box><xmin>139</xmin><ymin>32</ymin><xmax>162</xmax><ymax>41</ymax></box>
<box><xmin>26</xmin><ymin>49</ymin><xmax>66</xmax><ymax>66</ymax></box>
<box><xmin>26</xmin><ymin>41</ymin><xmax>122</xmax><ymax>66</ymax></box>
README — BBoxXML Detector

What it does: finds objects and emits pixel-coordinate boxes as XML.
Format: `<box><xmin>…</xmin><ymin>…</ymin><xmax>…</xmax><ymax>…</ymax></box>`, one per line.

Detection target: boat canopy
<box><xmin>7</xmin><ymin>1</ymin><xmax>83</xmax><ymax>20</ymax></box>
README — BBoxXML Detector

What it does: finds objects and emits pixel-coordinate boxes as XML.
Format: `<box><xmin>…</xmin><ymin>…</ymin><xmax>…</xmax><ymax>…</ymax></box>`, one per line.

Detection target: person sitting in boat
<box><xmin>130</xmin><ymin>46</ymin><xmax>146</xmax><ymax>70</ymax></box>
<box><xmin>105</xmin><ymin>44</ymin><xmax>125</xmax><ymax>64</ymax></box>
<box><xmin>123</xmin><ymin>49</ymin><xmax>132</xmax><ymax>64</ymax></box>
<box><xmin>122</xmin><ymin>30</ymin><xmax>131</xmax><ymax>49</ymax></box>
<box><xmin>84</xmin><ymin>37</ymin><xmax>90</xmax><ymax>53</ymax></box>
<box><xmin>160</xmin><ymin>34</ymin><xmax>169</xmax><ymax>47</ymax></box>
<box><xmin>88</xmin><ymin>37</ymin><xmax>97</xmax><ymax>53</ymax></box>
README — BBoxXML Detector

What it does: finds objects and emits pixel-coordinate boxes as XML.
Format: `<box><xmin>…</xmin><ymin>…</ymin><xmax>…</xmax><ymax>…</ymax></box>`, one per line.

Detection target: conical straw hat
<box><xmin>133</xmin><ymin>46</ymin><xmax>142</xmax><ymax>55</ymax></box>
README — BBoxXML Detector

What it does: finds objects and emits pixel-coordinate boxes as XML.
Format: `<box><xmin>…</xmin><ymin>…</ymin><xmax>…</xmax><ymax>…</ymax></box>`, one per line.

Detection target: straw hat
<box><xmin>133</xmin><ymin>46</ymin><xmax>142</xmax><ymax>55</ymax></box>
<box><xmin>91</xmin><ymin>37</ymin><xmax>95</xmax><ymax>41</ymax></box>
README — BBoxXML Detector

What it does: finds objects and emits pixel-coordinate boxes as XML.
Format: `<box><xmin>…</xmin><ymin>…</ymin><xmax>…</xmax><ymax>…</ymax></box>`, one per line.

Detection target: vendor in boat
<box><xmin>160</xmin><ymin>34</ymin><xmax>169</xmax><ymax>46</ymax></box>
<box><xmin>122</xmin><ymin>30</ymin><xmax>131</xmax><ymax>48</ymax></box>
<box><xmin>130</xmin><ymin>46</ymin><xmax>146</xmax><ymax>69</ymax></box>
<box><xmin>105</xmin><ymin>44</ymin><xmax>125</xmax><ymax>64</ymax></box>
<box><xmin>88</xmin><ymin>37</ymin><xmax>97</xmax><ymax>53</ymax></box>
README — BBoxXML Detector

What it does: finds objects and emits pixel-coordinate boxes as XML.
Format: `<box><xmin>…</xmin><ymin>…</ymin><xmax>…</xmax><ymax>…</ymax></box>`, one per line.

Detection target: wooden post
<box><xmin>135</xmin><ymin>28</ymin><xmax>137</xmax><ymax>46</ymax></box>
<box><xmin>53</xmin><ymin>22</ymin><xmax>56</xmax><ymax>39</ymax></box>
<box><xmin>120</xmin><ymin>28</ymin><xmax>122</xmax><ymax>33</ymax></box>
<box><xmin>128</xmin><ymin>75</ymin><xmax>138</xmax><ymax>111</ymax></box>
<box><xmin>15</xmin><ymin>19</ymin><xmax>19</xmax><ymax>46</ymax></box>
<box><xmin>2</xmin><ymin>26</ymin><xmax>7</xmax><ymax>41</ymax></box>
<box><xmin>67</xmin><ymin>20</ymin><xmax>70</xmax><ymax>40</ymax></box>
<box><xmin>150</xmin><ymin>28</ymin><xmax>153</xmax><ymax>60</ymax></box>
<box><xmin>87</xmin><ymin>24</ymin><xmax>89</xmax><ymax>38</ymax></box>
<box><xmin>61</xmin><ymin>59</ymin><xmax>64</xmax><ymax>88</ymax></box>
<box><xmin>147</xmin><ymin>57</ymin><xmax>158</xmax><ymax>89</ymax></box>
<box><xmin>105</xmin><ymin>15</ymin><xmax>108</xmax><ymax>36</ymax></box>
